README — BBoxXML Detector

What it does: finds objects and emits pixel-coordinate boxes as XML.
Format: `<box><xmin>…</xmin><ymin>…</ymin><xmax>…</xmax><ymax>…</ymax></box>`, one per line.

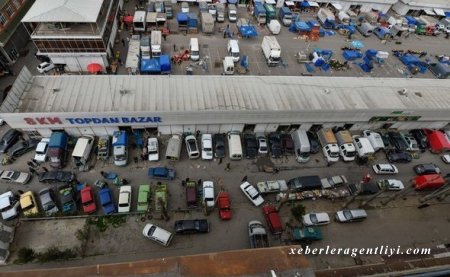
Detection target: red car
<box><xmin>262</xmin><ymin>204</ymin><xmax>283</xmax><ymax>234</ymax></box>
<box><xmin>217</xmin><ymin>192</ymin><xmax>232</xmax><ymax>220</ymax></box>
<box><xmin>81</xmin><ymin>186</ymin><xmax>97</xmax><ymax>214</ymax></box>
<box><xmin>413</xmin><ymin>174</ymin><xmax>445</xmax><ymax>190</ymax></box>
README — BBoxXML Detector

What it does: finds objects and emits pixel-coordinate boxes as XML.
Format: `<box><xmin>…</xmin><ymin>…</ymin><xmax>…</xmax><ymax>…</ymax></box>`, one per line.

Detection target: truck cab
<box><xmin>262</xmin><ymin>204</ymin><xmax>283</xmax><ymax>234</ymax></box>
<box><xmin>228</xmin><ymin>4</ymin><xmax>237</xmax><ymax>22</ymax></box>
<box><xmin>112</xmin><ymin>131</ymin><xmax>128</xmax><ymax>166</ymax></box>
<box><xmin>48</xmin><ymin>132</ymin><xmax>68</xmax><ymax>169</ymax></box>
<box><xmin>279</xmin><ymin>7</ymin><xmax>293</xmax><ymax>26</ymax></box>
<box><xmin>352</xmin><ymin>135</ymin><xmax>375</xmax><ymax>158</ymax></box>
<box><xmin>151</xmin><ymin>30</ymin><xmax>162</xmax><ymax>58</ymax></box>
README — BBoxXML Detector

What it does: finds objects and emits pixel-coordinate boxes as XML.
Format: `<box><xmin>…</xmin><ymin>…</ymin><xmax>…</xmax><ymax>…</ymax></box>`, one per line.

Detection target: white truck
<box><xmin>165</xmin><ymin>133</ymin><xmax>182</xmax><ymax>161</ymax></box>
<box><xmin>72</xmin><ymin>135</ymin><xmax>94</xmax><ymax>171</ymax></box>
<box><xmin>140</xmin><ymin>36</ymin><xmax>151</xmax><ymax>59</ymax></box>
<box><xmin>228</xmin><ymin>4</ymin><xmax>237</xmax><ymax>22</ymax></box>
<box><xmin>352</xmin><ymin>135</ymin><xmax>375</xmax><ymax>158</ymax></box>
<box><xmin>151</xmin><ymin>30</ymin><xmax>162</xmax><ymax>58</ymax></box>
<box><xmin>261</xmin><ymin>36</ymin><xmax>281</xmax><ymax>66</ymax></box>
<box><xmin>133</xmin><ymin>10</ymin><xmax>147</xmax><ymax>32</ymax></box>
<box><xmin>317</xmin><ymin>128</ymin><xmax>340</xmax><ymax>163</ymax></box>
<box><xmin>317</xmin><ymin>8</ymin><xmax>335</xmax><ymax>29</ymax></box>
<box><xmin>291</xmin><ymin>129</ymin><xmax>311</xmax><ymax>163</ymax></box>
<box><xmin>223</xmin><ymin>56</ymin><xmax>234</xmax><ymax>75</ymax></box>
<box><xmin>256</xmin><ymin>180</ymin><xmax>288</xmax><ymax>194</ymax></box>
<box><xmin>321</xmin><ymin>175</ymin><xmax>348</xmax><ymax>189</ymax></box>
<box><xmin>362</xmin><ymin>130</ymin><xmax>384</xmax><ymax>152</ymax></box>
<box><xmin>201</xmin><ymin>12</ymin><xmax>215</xmax><ymax>34</ymax></box>
<box><xmin>125</xmin><ymin>35</ymin><xmax>141</xmax><ymax>74</ymax></box>
<box><xmin>216</xmin><ymin>3</ymin><xmax>225</xmax><ymax>23</ymax></box>
<box><xmin>335</xmin><ymin>130</ymin><xmax>356</xmax><ymax>162</ymax></box>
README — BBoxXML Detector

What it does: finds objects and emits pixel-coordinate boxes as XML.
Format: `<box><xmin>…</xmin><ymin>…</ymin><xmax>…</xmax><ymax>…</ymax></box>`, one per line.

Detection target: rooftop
<box><xmin>22</xmin><ymin>0</ymin><xmax>103</xmax><ymax>23</ymax></box>
<box><xmin>2</xmin><ymin>68</ymin><xmax>450</xmax><ymax>115</ymax></box>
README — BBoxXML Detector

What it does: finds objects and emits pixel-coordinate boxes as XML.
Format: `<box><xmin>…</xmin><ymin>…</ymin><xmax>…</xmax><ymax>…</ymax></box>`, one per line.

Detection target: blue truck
<box><xmin>48</xmin><ymin>132</ymin><xmax>68</xmax><ymax>168</ymax></box>
<box><xmin>279</xmin><ymin>7</ymin><xmax>293</xmax><ymax>26</ymax></box>
<box><xmin>254</xmin><ymin>4</ymin><xmax>266</xmax><ymax>25</ymax></box>
<box><xmin>99</xmin><ymin>187</ymin><xmax>116</xmax><ymax>215</ymax></box>
<box><xmin>148</xmin><ymin>167</ymin><xmax>176</xmax><ymax>180</ymax></box>
<box><xmin>112</xmin><ymin>131</ymin><xmax>128</xmax><ymax>166</ymax></box>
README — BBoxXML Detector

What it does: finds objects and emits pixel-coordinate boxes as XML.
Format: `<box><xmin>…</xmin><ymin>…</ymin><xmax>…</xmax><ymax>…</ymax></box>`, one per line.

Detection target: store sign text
<box><xmin>24</xmin><ymin>116</ymin><xmax>162</xmax><ymax>125</ymax></box>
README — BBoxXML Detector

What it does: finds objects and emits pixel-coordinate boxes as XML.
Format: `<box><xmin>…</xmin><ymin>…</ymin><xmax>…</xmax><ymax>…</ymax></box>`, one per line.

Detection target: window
<box><xmin>5</xmin><ymin>4</ymin><xmax>15</xmax><ymax>17</ymax></box>
<box><xmin>12</xmin><ymin>0</ymin><xmax>21</xmax><ymax>9</ymax></box>
<box><xmin>0</xmin><ymin>13</ymin><xmax>7</xmax><ymax>25</ymax></box>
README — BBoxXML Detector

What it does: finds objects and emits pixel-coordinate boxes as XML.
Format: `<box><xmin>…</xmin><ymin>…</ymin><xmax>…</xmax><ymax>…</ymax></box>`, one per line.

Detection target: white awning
<box><xmin>309</xmin><ymin>2</ymin><xmax>319</xmax><ymax>7</ymax></box>
<box><xmin>434</xmin><ymin>8</ymin><xmax>445</xmax><ymax>17</ymax></box>
<box><xmin>331</xmin><ymin>2</ymin><xmax>342</xmax><ymax>11</ymax></box>
<box><xmin>285</xmin><ymin>1</ymin><xmax>294</xmax><ymax>6</ymax></box>
<box><xmin>265</xmin><ymin>0</ymin><xmax>276</xmax><ymax>4</ymax></box>
<box><xmin>423</xmin><ymin>9</ymin><xmax>435</xmax><ymax>16</ymax></box>
<box><xmin>372</xmin><ymin>4</ymin><xmax>384</xmax><ymax>11</ymax></box>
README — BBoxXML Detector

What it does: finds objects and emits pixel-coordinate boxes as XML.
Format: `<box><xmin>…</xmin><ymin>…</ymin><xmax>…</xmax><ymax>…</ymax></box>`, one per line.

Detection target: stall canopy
<box><xmin>434</xmin><ymin>8</ymin><xmax>445</xmax><ymax>16</ymax></box>
<box><xmin>309</xmin><ymin>1</ymin><xmax>319</xmax><ymax>7</ymax></box>
<box><xmin>300</xmin><ymin>1</ymin><xmax>310</xmax><ymax>8</ymax></box>
<box><xmin>331</xmin><ymin>2</ymin><xmax>342</xmax><ymax>11</ymax></box>
<box><xmin>425</xmin><ymin>130</ymin><xmax>450</xmax><ymax>153</ymax></box>
<box><xmin>265</xmin><ymin>0</ymin><xmax>276</xmax><ymax>4</ymax></box>
<box><xmin>87</xmin><ymin>63</ymin><xmax>102</xmax><ymax>73</ymax></box>
<box><xmin>123</xmin><ymin>16</ymin><xmax>133</xmax><ymax>24</ymax></box>
<box><xmin>423</xmin><ymin>9</ymin><xmax>435</xmax><ymax>16</ymax></box>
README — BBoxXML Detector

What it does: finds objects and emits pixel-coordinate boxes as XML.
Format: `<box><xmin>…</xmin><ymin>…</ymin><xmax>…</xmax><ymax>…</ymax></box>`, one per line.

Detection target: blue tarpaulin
<box><xmin>301</xmin><ymin>1</ymin><xmax>310</xmax><ymax>7</ymax></box>
<box><xmin>228</xmin><ymin>0</ymin><xmax>238</xmax><ymax>3</ymax></box>
<box><xmin>343</xmin><ymin>50</ymin><xmax>363</xmax><ymax>61</ymax></box>
<box><xmin>307</xmin><ymin>20</ymin><xmax>319</xmax><ymax>28</ymax></box>
<box><xmin>305</xmin><ymin>63</ymin><xmax>315</xmax><ymax>72</ymax></box>
<box><xmin>445</xmin><ymin>12</ymin><xmax>450</xmax><ymax>18</ymax></box>
<box><xmin>351</xmin><ymin>40</ymin><xmax>364</xmax><ymax>49</ymax></box>
<box><xmin>295</xmin><ymin>21</ymin><xmax>311</xmax><ymax>32</ymax></box>
<box><xmin>160</xmin><ymin>55</ymin><xmax>171</xmax><ymax>74</ymax></box>
<box><xmin>177</xmin><ymin>12</ymin><xmax>188</xmax><ymax>23</ymax></box>
<box><xmin>187</xmin><ymin>13</ymin><xmax>198</xmax><ymax>28</ymax></box>
<box><xmin>141</xmin><ymin>58</ymin><xmax>161</xmax><ymax>73</ymax></box>
<box><xmin>404</xmin><ymin>16</ymin><xmax>417</xmax><ymax>25</ymax></box>
<box><xmin>239</xmin><ymin>25</ymin><xmax>258</xmax><ymax>38</ymax></box>
<box><xmin>365</xmin><ymin>49</ymin><xmax>378</xmax><ymax>57</ymax></box>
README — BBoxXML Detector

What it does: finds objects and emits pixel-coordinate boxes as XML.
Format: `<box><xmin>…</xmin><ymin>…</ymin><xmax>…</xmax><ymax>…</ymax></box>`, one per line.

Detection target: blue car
<box><xmin>148</xmin><ymin>167</ymin><xmax>176</xmax><ymax>180</ymax></box>
<box><xmin>99</xmin><ymin>188</ymin><xmax>116</xmax><ymax>215</ymax></box>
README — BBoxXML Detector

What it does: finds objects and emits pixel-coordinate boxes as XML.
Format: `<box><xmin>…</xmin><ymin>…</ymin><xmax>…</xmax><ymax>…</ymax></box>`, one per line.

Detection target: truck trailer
<box><xmin>261</xmin><ymin>36</ymin><xmax>281</xmax><ymax>66</ymax></box>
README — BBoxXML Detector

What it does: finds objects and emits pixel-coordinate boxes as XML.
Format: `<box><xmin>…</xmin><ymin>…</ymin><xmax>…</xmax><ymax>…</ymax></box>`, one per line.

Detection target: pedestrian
<box><xmin>162</xmin><ymin>33</ymin><xmax>167</xmax><ymax>41</ymax></box>
<box><xmin>121</xmin><ymin>39</ymin><xmax>125</xmax><ymax>46</ymax></box>
<box><xmin>446</xmin><ymin>32</ymin><xmax>450</xmax><ymax>39</ymax></box>
<box><xmin>42</xmin><ymin>166</ymin><xmax>48</xmax><ymax>172</ymax></box>
<box><xmin>18</xmin><ymin>190</ymin><xmax>24</xmax><ymax>195</ymax></box>
<box><xmin>100</xmin><ymin>171</ymin><xmax>106</xmax><ymax>178</ymax></box>
<box><xmin>32</xmin><ymin>159</ymin><xmax>39</xmax><ymax>167</ymax></box>
<box><xmin>27</xmin><ymin>161</ymin><xmax>35</xmax><ymax>168</ymax></box>
<box><xmin>29</xmin><ymin>167</ymin><xmax>36</xmax><ymax>175</ymax></box>
<box><xmin>186</xmin><ymin>178</ymin><xmax>190</xmax><ymax>183</ymax></box>
<box><xmin>225</xmin><ymin>163</ymin><xmax>231</xmax><ymax>171</ymax></box>
<box><xmin>241</xmin><ymin>175</ymin><xmax>248</xmax><ymax>182</ymax></box>
<box><xmin>173</xmin><ymin>44</ymin><xmax>176</xmax><ymax>52</ymax></box>
<box><xmin>122</xmin><ymin>178</ymin><xmax>129</xmax><ymax>185</ymax></box>
<box><xmin>223</xmin><ymin>31</ymin><xmax>226</xmax><ymax>39</ymax></box>
<box><xmin>118</xmin><ymin>57</ymin><xmax>122</xmax><ymax>65</ymax></box>
<box><xmin>181</xmin><ymin>180</ymin><xmax>186</xmax><ymax>187</ymax></box>
<box><xmin>197</xmin><ymin>179</ymin><xmax>202</xmax><ymax>186</ymax></box>
<box><xmin>218</xmin><ymin>157</ymin><xmax>223</xmax><ymax>164</ymax></box>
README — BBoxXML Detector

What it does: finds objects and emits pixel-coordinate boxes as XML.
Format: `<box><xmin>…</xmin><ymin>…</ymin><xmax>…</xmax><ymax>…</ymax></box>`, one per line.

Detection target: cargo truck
<box><xmin>133</xmin><ymin>10</ymin><xmax>147</xmax><ymax>32</ymax></box>
<box><xmin>261</xmin><ymin>36</ymin><xmax>281</xmax><ymax>66</ymax></box>
<box><xmin>254</xmin><ymin>3</ymin><xmax>266</xmax><ymax>25</ymax></box>
<box><xmin>201</xmin><ymin>12</ymin><xmax>215</xmax><ymax>34</ymax></box>
<box><xmin>112</xmin><ymin>131</ymin><xmax>128</xmax><ymax>166</ymax></box>
<box><xmin>317</xmin><ymin>8</ymin><xmax>335</xmax><ymax>29</ymax></box>
<box><xmin>151</xmin><ymin>30</ymin><xmax>162</xmax><ymax>58</ymax></box>
<box><xmin>140</xmin><ymin>36</ymin><xmax>151</xmax><ymax>60</ymax></box>
<box><xmin>256</xmin><ymin>180</ymin><xmax>288</xmax><ymax>194</ymax></box>
<box><xmin>362</xmin><ymin>130</ymin><xmax>384</xmax><ymax>152</ymax></box>
<box><xmin>263</xmin><ymin>4</ymin><xmax>276</xmax><ymax>21</ymax></box>
<box><xmin>335</xmin><ymin>130</ymin><xmax>356</xmax><ymax>162</ymax></box>
<box><xmin>216</xmin><ymin>3</ymin><xmax>225</xmax><ymax>23</ymax></box>
<box><xmin>291</xmin><ymin>129</ymin><xmax>311</xmax><ymax>163</ymax></box>
<box><xmin>279</xmin><ymin>6</ymin><xmax>293</xmax><ymax>26</ymax></box>
<box><xmin>125</xmin><ymin>35</ymin><xmax>141</xmax><ymax>74</ymax></box>
<box><xmin>248</xmin><ymin>220</ymin><xmax>269</xmax><ymax>248</ymax></box>
<box><xmin>48</xmin><ymin>132</ymin><xmax>68</xmax><ymax>169</ymax></box>
<box><xmin>317</xmin><ymin>128</ymin><xmax>339</xmax><ymax>163</ymax></box>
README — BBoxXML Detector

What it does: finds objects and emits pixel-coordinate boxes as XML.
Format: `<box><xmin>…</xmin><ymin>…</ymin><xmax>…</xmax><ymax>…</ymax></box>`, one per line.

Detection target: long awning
<box><xmin>331</xmin><ymin>2</ymin><xmax>342</xmax><ymax>11</ymax></box>
<box><xmin>265</xmin><ymin>0</ymin><xmax>276</xmax><ymax>4</ymax></box>
<box><xmin>423</xmin><ymin>9</ymin><xmax>435</xmax><ymax>16</ymax></box>
<box><xmin>309</xmin><ymin>1</ymin><xmax>319</xmax><ymax>7</ymax></box>
<box><xmin>285</xmin><ymin>1</ymin><xmax>294</xmax><ymax>6</ymax></box>
<box><xmin>434</xmin><ymin>8</ymin><xmax>445</xmax><ymax>16</ymax></box>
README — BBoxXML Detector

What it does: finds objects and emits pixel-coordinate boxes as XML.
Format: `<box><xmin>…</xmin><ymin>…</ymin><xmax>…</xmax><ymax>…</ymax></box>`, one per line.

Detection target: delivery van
<box><xmin>227</xmin><ymin>131</ymin><xmax>242</xmax><ymax>160</ymax></box>
<box><xmin>227</xmin><ymin>40</ymin><xmax>240</xmax><ymax>62</ymax></box>
<box><xmin>189</xmin><ymin>38</ymin><xmax>200</xmax><ymax>61</ymax></box>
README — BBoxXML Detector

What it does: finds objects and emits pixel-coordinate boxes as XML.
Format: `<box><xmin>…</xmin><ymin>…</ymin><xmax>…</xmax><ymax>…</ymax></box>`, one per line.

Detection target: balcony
<box><xmin>31</xmin><ymin>22</ymin><xmax>101</xmax><ymax>37</ymax></box>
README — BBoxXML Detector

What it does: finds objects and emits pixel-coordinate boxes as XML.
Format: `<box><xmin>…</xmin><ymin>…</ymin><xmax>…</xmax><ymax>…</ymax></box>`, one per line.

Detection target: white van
<box><xmin>72</xmin><ymin>135</ymin><xmax>94</xmax><ymax>168</ymax></box>
<box><xmin>189</xmin><ymin>38</ymin><xmax>200</xmax><ymax>61</ymax></box>
<box><xmin>227</xmin><ymin>40</ymin><xmax>240</xmax><ymax>62</ymax></box>
<box><xmin>227</xmin><ymin>131</ymin><xmax>242</xmax><ymax>160</ymax></box>
<box><xmin>291</xmin><ymin>129</ymin><xmax>310</xmax><ymax>163</ymax></box>
<box><xmin>147</xmin><ymin>137</ymin><xmax>159</xmax><ymax>161</ymax></box>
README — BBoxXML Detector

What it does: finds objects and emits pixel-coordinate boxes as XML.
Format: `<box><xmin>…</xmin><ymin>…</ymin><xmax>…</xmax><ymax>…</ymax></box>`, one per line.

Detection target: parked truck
<box><xmin>291</xmin><ymin>129</ymin><xmax>311</xmax><ymax>163</ymax></box>
<box><xmin>262</xmin><ymin>204</ymin><xmax>283</xmax><ymax>234</ymax></box>
<box><xmin>228</xmin><ymin>4</ymin><xmax>237</xmax><ymax>22</ymax></box>
<box><xmin>362</xmin><ymin>130</ymin><xmax>384</xmax><ymax>152</ymax></box>
<box><xmin>317</xmin><ymin>128</ymin><xmax>339</xmax><ymax>163</ymax></box>
<box><xmin>125</xmin><ymin>35</ymin><xmax>141</xmax><ymax>74</ymax></box>
<box><xmin>335</xmin><ymin>130</ymin><xmax>356</xmax><ymax>162</ymax></box>
<box><xmin>248</xmin><ymin>220</ymin><xmax>269</xmax><ymax>248</ymax></box>
<box><xmin>261</xmin><ymin>36</ymin><xmax>281</xmax><ymax>66</ymax></box>
<box><xmin>254</xmin><ymin>3</ymin><xmax>266</xmax><ymax>25</ymax></box>
<box><xmin>317</xmin><ymin>8</ymin><xmax>336</xmax><ymax>29</ymax></box>
<box><xmin>96</xmin><ymin>136</ymin><xmax>110</xmax><ymax>160</ymax></box>
<box><xmin>140</xmin><ymin>36</ymin><xmax>151</xmax><ymax>59</ymax></box>
<box><xmin>154</xmin><ymin>183</ymin><xmax>168</xmax><ymax>211</ymax></box>
<box><xmin>352</xmin><ymin>135</ymin><xmax>375</xmax><ymax>158</ymax></box>
<box><xmin>151</xmin><ymin>30</ymin><xmax>162</xmax><ymax>58</ymax></box>
<box><xmin>279</xmin><ymin>6</ymin><xmax>293</xmax><ymax>26</ymax></box>
<box><xmin>112</xmin><ymin>131</ymin><xmax>128</xmax><ymax>166</ymax></box>
<box><xmin>201</xmin><ymin>12</ymin><xmax>215</xmax><ymax>34</ymax></box>
<box><xmin>263</xmin><ymin>4</ymin><xmax>276</xmax><ymax>21</ymax></box>
<box><xmin>216</xmin><ymin>3</ymin><xmax>225</xmax><ymax>23</ymax></box>
<box><xmin>48</xmin><ymin>132</ymin><xmax>68</xmax><ymax>169</ymax></box>
<box><xmin>72</xmin><ymin>135</ymin><xmax>94</xmax><ymax>171</ymax></box>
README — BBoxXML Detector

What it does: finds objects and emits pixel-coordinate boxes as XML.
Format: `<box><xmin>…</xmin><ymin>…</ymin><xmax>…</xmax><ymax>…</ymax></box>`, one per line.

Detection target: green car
<box><xmin>137</xmin><ymin>184</ymin><xmax>150</xmax><ymax>212</ymax></box>
<box><xmin>292</xmin><ymin>227</ymin><xmax>323</xmax><ymax>243</ymax></box>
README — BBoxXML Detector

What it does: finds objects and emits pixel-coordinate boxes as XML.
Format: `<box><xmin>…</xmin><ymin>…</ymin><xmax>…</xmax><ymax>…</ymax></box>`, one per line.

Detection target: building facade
<box><xmin>0</xmin><ymin>0</ymin><xmax>33</xmax><ymax>75</ymax></box>
<box><xmin>21</xmin><ymin>0</ymin><xmax>123</xmax><ymax>73</ymax></box>
<box><xmin>1</xmin><ymin>67</ymin><xmax>450</xmax><ymax>138</ymax></box>
<box><xmin>392</xmin><ymin>0</ymin><xmax>450</xmax><ymax>16</ymax></box>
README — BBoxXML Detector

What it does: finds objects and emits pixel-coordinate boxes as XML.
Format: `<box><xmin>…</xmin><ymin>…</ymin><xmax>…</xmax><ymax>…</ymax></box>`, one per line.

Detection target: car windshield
<box><xmin>343</xmin><ymin>210</ymin><xmax>353</xmax><ymax>219</ymax></box>
<box><xmin>310</xmin><ymin>214</ymin><xmax>318</xmax><ymax>223</ymax></box>
<box><xmin>204</xmin><ymin>147</ymin><xmax>212</xmax><ymax>151</ymax></box>
<box><xmin>216</xmin><ymin>145</ymin><xmax>224</xmax><ymax>151</ymax></box>
<box><xmin>44</xmin><ymin>202</ymin><xmax>55</xmax><ymax>211</ymax></box>
<box><xmin>12</xmin><ymin>172</ymin><xmax>20</xmax><ymax>179</ymax></box>
<box><xmin>188</xmin><ymin>140</ymin><xmax>196</xmax><ymax>149</ymax></box>
<box><xmin>149</xmin><ymin>150</ymin><xmax>157</xmax><ymax>154</ymax></box>
<box><xmin>147</xmin><ymin>226</ymin><xmax>156</xmax><ymax>236</ymax></box>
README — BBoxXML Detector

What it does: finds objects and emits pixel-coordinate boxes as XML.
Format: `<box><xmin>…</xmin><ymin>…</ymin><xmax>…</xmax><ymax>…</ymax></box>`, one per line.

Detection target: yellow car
<box><xmin>20</xmin><ymin>191</ymin><xmax>39</xmax><ymax>216</ymax></box>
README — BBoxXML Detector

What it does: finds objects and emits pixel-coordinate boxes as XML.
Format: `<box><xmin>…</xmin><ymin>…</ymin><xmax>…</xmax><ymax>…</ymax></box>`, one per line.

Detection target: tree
<box><xmin>291</xmin><ymin>204</ymin><xmax>306</xmax><ymax>222</ymax></box>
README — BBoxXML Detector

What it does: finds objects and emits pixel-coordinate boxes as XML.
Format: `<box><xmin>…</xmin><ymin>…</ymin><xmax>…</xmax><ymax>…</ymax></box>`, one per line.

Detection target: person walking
<box><xmin>27</xmin><ymin>161</ymin><xmax>36</xmax><ymax>168</ymax></box>
<box><xmin>162</xmin><ymin>33</ymin><xmax>167</xmax><ymax>41</ymax></box>
<box><xmin>225</xmin><ymin>163</ymin><xmax>231</xmax><ymax>171</ymax></box>
<box><xmin>241</xmin><ymin>175</ymin><xmax>248</xmax><ymax>182</ymax></box>
<box><xmin>121</xmin><ymin>39</ymin><xmax>125</xmax><ymax>46</ymax></box>
<box><xmin>173</xmin><ymin>44</ymin><xmax>176</xmax><ymax>52</ymax></box>
<box><xmin>42</xmin><ymin>166</ymin><xmax>49</xmax><ymax>172</ymax></box>
<box><xmin>29</xmin><ymin>167</ymin><xmax>36</xmax><ymax>175</ymax></box>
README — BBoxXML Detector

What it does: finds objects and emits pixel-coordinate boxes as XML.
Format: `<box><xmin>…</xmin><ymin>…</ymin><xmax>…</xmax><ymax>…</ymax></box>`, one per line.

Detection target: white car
<box><xmin>201</xmin><ymin>134</ymin><xmax>213</xmax><ymax>160</ymax></box>
<box><xmin>302</xmin><ymin>212</ymin><xmax>330</xmax><ymax>226</ymax></box>
<box><xmin>34</xmin><ymin>138</ymin><xmax>50</xmax><ymax>163</ymax></box>
<box><xmin>202</xmin><ymin>181</ymin><xmax>215</xmax><ymax>208</ymax></box>
<box><xmin>142</xmin><ymin>223</ymin><xmax>173</xmax><ymax>247</ymax></box>
<box><xmin>240</xmin><ymin>181</ymin><xmax>264</xmax><ymax>206</ymax></box>
<box><xmin>372</xmin><ymin>164</ymin><xmax>398</xmax><ymax>175</ymax></box>
<box><xmin>117</xmin><ymin>185</ymin><xmax>132</xmax><ymax>213</ymax></box>
<box><xmin>257</xmin><ymin>134</ymin><xmax>268</xmax><ymax>154</ymax></box>
<box><xmin>0</xmin><ymin>170</ymin><xmax>31</xmax><ymax>185</ymax></box>
<box><xmin>0</xmin><ymin>191</ymin><xmax>20</xmax><ymax>220</ymax></box>
<box><xmin>0</xmin><ymin>118</ymin><xmax>4</xmax><ymax>126</ymax></box>
<box><xmin>377</xmin><ymin>179</ymin><xmax>404</xmax><ymax>191</ymax></box>
<box><xmin>335</xmin><ymin>209</ymin><xmax>367</xmax><ymax>223</ymax></box>
<box><xmin>185</xmin><ymin>135</ymin><xmax>199</xmax><ymax>159</ymax></box>
<box><xmin>181</xmin><ymin>2</ymin><xmax>189</xmax><ymax>13</ymax></box>
<box><xmin>441</xmin><ymin>154</ymin><xmax>450</xmax><ymax>164</ymax></box>
<box><xmin>147</xmin><ymin>137</ymin><xmax>159</xmax><ymax>161</ymax></box>
<box><xmin>37</xmin><ymin>61</ymin><xmax>55</xmax><ymax>74</ymax></box>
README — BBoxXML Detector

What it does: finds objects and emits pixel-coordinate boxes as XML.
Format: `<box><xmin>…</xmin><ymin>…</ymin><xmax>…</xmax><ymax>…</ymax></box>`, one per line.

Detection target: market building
<box><xmin>391</xmin><ymin>0</ymin><xmax>450</xmax><ymax>16</ymax></box>
<box><xmin>21</xmin><ymin>0</ymin><xmax>123</xmax><ymax>73</ymax></box>
<box><xmin>1</xmin><ymin>67</ymin><xmax>450</xmax><ymax>138</ymax></box>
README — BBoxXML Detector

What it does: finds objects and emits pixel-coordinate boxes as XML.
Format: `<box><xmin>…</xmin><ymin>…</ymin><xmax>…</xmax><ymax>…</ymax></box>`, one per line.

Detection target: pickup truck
<box><xmin>262</xmin><ymin>204</ymin><xmax>283</xmax><ymax>235</ymax></box>
<box><xmin>256</xmin><ymin>180</ymin><xmax>288</xmax><ymax>194</ymax></box>
<box><xmin>320</xmin><ymin>175</ymin><xmax>348</xmax><ymax>189</ymax></box>
<box><xmin>291</xmin><ymin>227</ymin><xmax>323</xmax><ymax>243</ymax></box>
<box><xmin>248</xmin><ymin>220</ymin><xmax>269</xmax><ymax>248</ymax></box>
<box><xmin>148</xmin><ymin>167</ymin><xmax>176</xmax><ymax>180</ymax></box>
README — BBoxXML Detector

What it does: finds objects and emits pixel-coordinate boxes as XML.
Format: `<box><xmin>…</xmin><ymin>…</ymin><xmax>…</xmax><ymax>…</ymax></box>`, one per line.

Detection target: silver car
<box><xmin>0</xmin><ymin>170</ymin><xmax>31</xmax><ymax>185</ymax></box>
<box><xmin>38</xmin><ymin>188</ymin><xmax>59</xmax><ymax>216</ymax></box>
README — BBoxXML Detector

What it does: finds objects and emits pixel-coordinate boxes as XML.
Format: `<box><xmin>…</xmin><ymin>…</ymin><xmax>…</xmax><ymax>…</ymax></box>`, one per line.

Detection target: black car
<box><xmin>381</xmin><ymin>133</ymin><xmax>390</xmax><ymax>148</ymax></box>
<box><xmin>409</xmin><ymin>129</ymin><xmax>428</xmax><ymax>150</ymax></box>
<box><xmin>0</xmin><ymin>129</ymin><xmax>20</xmax><ymax>154</ymax></box>
<box><xmin>268</xmin><ymin>132</ymin><xmax>283</xmax><ymax>158</ymax></box>
<box><xmin>387</xmin><ymin>131</ymin><xmax>408</xmax><ymax>151</ymax></box>
<box><xmin>213</xmin><ymin>133</ymin><xmax>225</xmax><ymax>158</ymax></box>
<box><xmin>174</xmin><ymin>219</ymin><xmax>210</xmax><ymax>234</ymax></box>
<box><xmin>288</xmin><ymin>175</ymin><xmax>322</xmax><ymax>192</ymax></box>
<box><xmin>243</xmin><ymin>133</ymin><xmax>258</xmax><ymax>159</ymax></box>
<box><xmin>38</xmin><ymin>171</ymin><xmax>75</xmax><ymax>183</ymax></box>
<box><xmin>7</xmin><ymin>139</ymin><xmax>39</xmax><ymax>157</ymax></box>
<box><xmin>306</xmin><ymin>131</ymin><xmax>320</xmax><ymax>154</ymax></box>
<box><xmin>386</xmin><ymin>150</ymin><xmax>412</xmax><ymax>163</ymax></box>
<box><xmin>413</xmin><ymin>163</ymin><xmax>440</xmax><ymax>175</ymax></box>
<box><xmin>281</xmin><ymin>134</ymin><xmax>294</xmax><ymax>154</ymax></box>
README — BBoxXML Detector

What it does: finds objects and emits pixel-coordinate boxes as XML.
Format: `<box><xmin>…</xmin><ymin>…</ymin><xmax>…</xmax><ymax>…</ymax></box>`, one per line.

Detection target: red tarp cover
<box><xmin>413</xmin><ymin>174</ymin><xmax>445</xmax><ymax>190</ymax></box>
<box><xmin>426</xmin><ymin>130</ymin><xmax>450</xmax><ymax>153</ymax></box>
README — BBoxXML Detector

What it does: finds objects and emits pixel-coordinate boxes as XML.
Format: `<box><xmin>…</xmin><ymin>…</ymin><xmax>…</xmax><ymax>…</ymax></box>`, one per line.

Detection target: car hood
<box><xmin>1</xmin><ymin>205</ymin><xmax>18</xmax><ymax>220</ymax></box>
<box><xmin>34</xmin><ymin>153</ymin><xmax>47</xmax><ymax>162</ymax></box>
<box><xmin>103</xmin><ymin>203</ymin><xmax>116</xmax><ymax>214</ymax></box>
<box><xmin>16</xmin><ymin>173</ymin><xmax>31</xmax><ymax>184</ymax></box>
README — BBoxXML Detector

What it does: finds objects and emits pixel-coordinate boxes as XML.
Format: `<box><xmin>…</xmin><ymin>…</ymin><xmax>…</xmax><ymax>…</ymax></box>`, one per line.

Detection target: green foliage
<box><xmin>291</xmin><ymin>204</ymin><xmax>306</xmax><ymax>221</ymax></box>
<box><xmin>88</xmin><ymin>215</ymin><xmax>126</xmax><ymax>232</ymax></box>
<box><xmin>36</xmin><ymin>247</ymin><xmax>77</xmax><ymax>263</ymax></box>
<box><xmin>16</xmin><ymin>248</ymin><xmax>35</xmax><ymax>264</ymax></box>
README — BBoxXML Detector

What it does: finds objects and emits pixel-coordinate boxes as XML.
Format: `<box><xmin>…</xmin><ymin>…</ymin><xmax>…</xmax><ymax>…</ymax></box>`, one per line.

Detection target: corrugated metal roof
<box><xmin>11</xmin><ymin>74</ymin><xmax>450</xmax><ymax>114</ymax></box>
<box><xmin>22</xmin><ymin>0</ymin><xmax>103</xmax><ymax>23</ymax></box>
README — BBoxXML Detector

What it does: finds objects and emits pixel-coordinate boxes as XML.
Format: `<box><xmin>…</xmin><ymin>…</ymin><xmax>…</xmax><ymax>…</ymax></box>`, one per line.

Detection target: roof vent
<box><xmin>398</xmin><ymin>88</ymin><xmax>408</xmax><ymax>97</ymax></box>
<box><xmin>415</xmin><ymin>92</ymin><xmax>422</xmax><ymax>97</ymax></box>
<box><xmin>323</xmin><ymin>89</ymin><xmax>330</xmax><ymax>94</ymax></box>
<box><xmin>120</xmin><ymin>89</ymin><xmax>130</xmax><ymax>95</ymax></box>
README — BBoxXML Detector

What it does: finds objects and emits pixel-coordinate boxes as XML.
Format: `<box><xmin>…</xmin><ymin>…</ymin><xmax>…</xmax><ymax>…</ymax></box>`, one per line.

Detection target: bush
<box><xmin>36</xmin><ymin>247</ymin><xmax>77</xmax><ymax>263</ymax></box>
<box><xmin>16</xmin><ymin>248</ymin><xmax>35</xmax><ymax>264</ymax></box>
<box><xmin>291</xmin><ymin>204</ymin><xmax>306</xmax><ymax>221</ymax></box>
